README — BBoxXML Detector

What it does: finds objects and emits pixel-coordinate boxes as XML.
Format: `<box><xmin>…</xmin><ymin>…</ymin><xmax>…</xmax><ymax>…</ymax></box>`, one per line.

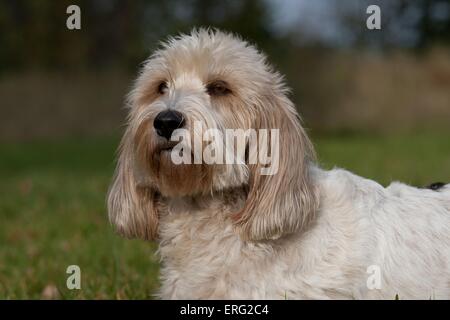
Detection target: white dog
<box><xmin>107</xmin><ymin>29</ymin><xmax>450</xmax><ymax>299</ymax></box>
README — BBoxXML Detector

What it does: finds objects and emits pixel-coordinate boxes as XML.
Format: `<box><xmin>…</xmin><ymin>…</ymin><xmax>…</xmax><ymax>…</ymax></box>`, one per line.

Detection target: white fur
<box><xmin>156</xmin><ymin>167</ymin><xmax>450</xmax><ymax>299</ymax></box>
<box><xmin>108</xmin><ymin>29</ymin><xmax>450</xmax><ymax>300</ymax></box>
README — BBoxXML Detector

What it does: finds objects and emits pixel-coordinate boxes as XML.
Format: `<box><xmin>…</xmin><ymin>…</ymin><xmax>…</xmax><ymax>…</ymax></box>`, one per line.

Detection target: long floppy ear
<box><xmin>232</xmin><ymin>92</ymin><xmax>319</xmax><ymax>241</ymax></box>
<box><xmin>107</xmin><ymin>129</ymin><xmax>159</xmax><ymax>240</ymax></box>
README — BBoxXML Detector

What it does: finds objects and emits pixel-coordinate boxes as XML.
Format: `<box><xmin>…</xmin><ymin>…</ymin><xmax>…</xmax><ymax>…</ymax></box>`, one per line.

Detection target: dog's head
<box><xmin>107</xmin><ymin>29</ymin><xmax>318</xmax><ymax>241</ymax></box>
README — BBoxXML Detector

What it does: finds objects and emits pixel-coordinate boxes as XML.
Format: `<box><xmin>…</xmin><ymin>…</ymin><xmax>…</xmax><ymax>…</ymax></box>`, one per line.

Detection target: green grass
<box><xmin>0</xmin><ymin>138</ymin><xmax>159</xmax><ymax>299</ymax></box>
<box><xmin>315</xmin><ymin>132</ymin><xmax>450</xmax><ymax>186</ymax></box>
<box><xmin>0</xmin><ymin>132</ymin><xmax>449</xmax><ymax>299</ymax></box>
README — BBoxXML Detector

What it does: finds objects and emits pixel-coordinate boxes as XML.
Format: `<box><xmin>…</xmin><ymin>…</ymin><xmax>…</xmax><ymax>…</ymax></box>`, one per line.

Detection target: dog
<box><xmin>107</xmin><ymin>29</ymin><xmax>450</xmax><ymax>299</ymax></box>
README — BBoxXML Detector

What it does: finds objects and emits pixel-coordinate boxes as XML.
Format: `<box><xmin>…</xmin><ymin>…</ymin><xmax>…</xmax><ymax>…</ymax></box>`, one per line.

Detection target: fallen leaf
<box><xmin>41</xmin><ymin>284</ymin><xmax>61</xmax><ymax>300</ymax></box>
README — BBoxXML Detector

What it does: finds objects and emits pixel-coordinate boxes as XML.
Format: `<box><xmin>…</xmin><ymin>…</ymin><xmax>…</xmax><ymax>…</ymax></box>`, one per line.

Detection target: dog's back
<box><xmin>313</xmin><ymin>168</ymin><xmax>450</xmax><ymax>299</ymax></box>
<box><xmin>369</xmin><ymin>181</ymin><xmax>450</xmax><ymax>298</ymax></box>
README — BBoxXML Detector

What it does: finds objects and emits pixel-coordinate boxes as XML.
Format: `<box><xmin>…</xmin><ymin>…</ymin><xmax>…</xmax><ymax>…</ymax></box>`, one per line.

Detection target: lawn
<box><xmin>0</xmin><ymin>132</ymin><xmax>449</xmax><ymax>299</ymax></box>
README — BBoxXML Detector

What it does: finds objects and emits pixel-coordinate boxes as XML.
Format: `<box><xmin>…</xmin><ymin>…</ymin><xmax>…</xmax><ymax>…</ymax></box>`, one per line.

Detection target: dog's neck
<box><xmin>155</xmin><ymin>185</ymin><xmax>282</xmax><ymax>299</ymax></box>
<box><xmin>157</xmin><ymin>186</ymin><xmax>247</xmax><ymax>221</ymax></box>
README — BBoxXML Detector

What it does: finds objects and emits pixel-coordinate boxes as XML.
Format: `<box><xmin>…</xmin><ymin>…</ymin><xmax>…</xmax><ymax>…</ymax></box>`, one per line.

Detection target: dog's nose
<box><xmin>153</xmin><ymin>110</ymin><xmax>185</xmax><ymax>139</ymax></box>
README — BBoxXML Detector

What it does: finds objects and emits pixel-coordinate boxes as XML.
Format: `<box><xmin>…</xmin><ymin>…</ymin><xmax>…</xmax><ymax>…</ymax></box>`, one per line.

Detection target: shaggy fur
<box><xmin>108</xmin><ymin>29</ymin><xmax>450</xmax><ymax>299</ymax></box>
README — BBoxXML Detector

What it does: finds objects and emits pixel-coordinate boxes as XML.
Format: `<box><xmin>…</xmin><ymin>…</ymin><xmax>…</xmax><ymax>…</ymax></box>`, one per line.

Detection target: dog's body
<box><xmin>108</xmin><ymin>29</ymin><xmax>450</xmax><ymax>299</ymax></box>
<box><xmin>157</xmin><ymin>167</ymin><xmax>450</xmax><ymax>299</ymax></box>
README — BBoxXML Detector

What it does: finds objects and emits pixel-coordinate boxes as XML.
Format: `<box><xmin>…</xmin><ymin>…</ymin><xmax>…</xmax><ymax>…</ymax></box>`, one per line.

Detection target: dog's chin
<box><xmin>149</xmin><ymin>145</ymin><xmax>212</xmax><ymax>198</ymax></box>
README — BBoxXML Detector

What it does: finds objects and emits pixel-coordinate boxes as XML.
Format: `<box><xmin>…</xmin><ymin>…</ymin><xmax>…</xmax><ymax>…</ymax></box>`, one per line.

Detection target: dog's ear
<box><xmin>232</xmin><ymin>92</ymin><xmax>318</xmax><ymax>241</ymax></box>
<box><xmin>107</xmin><ymin>130</ymin><xmax>159</xmax><ymax>240</ymax></box>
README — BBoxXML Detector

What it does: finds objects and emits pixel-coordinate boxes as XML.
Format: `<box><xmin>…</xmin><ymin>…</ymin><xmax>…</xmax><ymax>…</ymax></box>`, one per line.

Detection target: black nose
<box><xmin>153</xmin><ymin>110</ymin><xmax>185</xmax><ymax>139</ymax></box>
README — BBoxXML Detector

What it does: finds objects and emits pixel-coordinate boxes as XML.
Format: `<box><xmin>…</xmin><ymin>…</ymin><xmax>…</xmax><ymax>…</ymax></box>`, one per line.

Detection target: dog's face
<box><xmin>130</xmin><ymin>31</ymin><xmax>267</xmax><ymax>197</ymax></box>
<box><xmin>108</xmin><ymin>30</ymin><xmax>318</xmax><ymax>241</ymax></box>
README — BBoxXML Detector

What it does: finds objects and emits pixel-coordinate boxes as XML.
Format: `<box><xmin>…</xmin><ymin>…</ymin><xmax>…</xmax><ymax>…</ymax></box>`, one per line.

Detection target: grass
<box><xmin>0</xmin><ymin>137</ymin><xmax>159</xmax><ymax>299</ymax></box>
<box><xmin>315</xmin><ymin>132</ymin><xmax>450</xmax><ymax>186</ymax></box>
<box><xmin>0</xmin><ymin>132</ymin><xmax>449</xmax><ymax>299</ymax></box>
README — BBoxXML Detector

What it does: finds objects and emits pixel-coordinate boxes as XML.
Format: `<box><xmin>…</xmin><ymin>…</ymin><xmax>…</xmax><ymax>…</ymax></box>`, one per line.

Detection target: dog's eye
<box><xmin>157</xmin><ymin>81</ymin><xmax>168</xmax><ymax>94</ymax></box>
<box><xmin>207</xmin><ymin>81</ymin><xmax>231</xmax><ymax>96</ymax></box>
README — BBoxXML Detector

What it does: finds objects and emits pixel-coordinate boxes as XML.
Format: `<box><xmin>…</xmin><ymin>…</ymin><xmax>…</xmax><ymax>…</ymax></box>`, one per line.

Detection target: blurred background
<box><xmin>0</xmin><ymin>0</ymin><xmax>449</xmax><ymax>299</ymax></box>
